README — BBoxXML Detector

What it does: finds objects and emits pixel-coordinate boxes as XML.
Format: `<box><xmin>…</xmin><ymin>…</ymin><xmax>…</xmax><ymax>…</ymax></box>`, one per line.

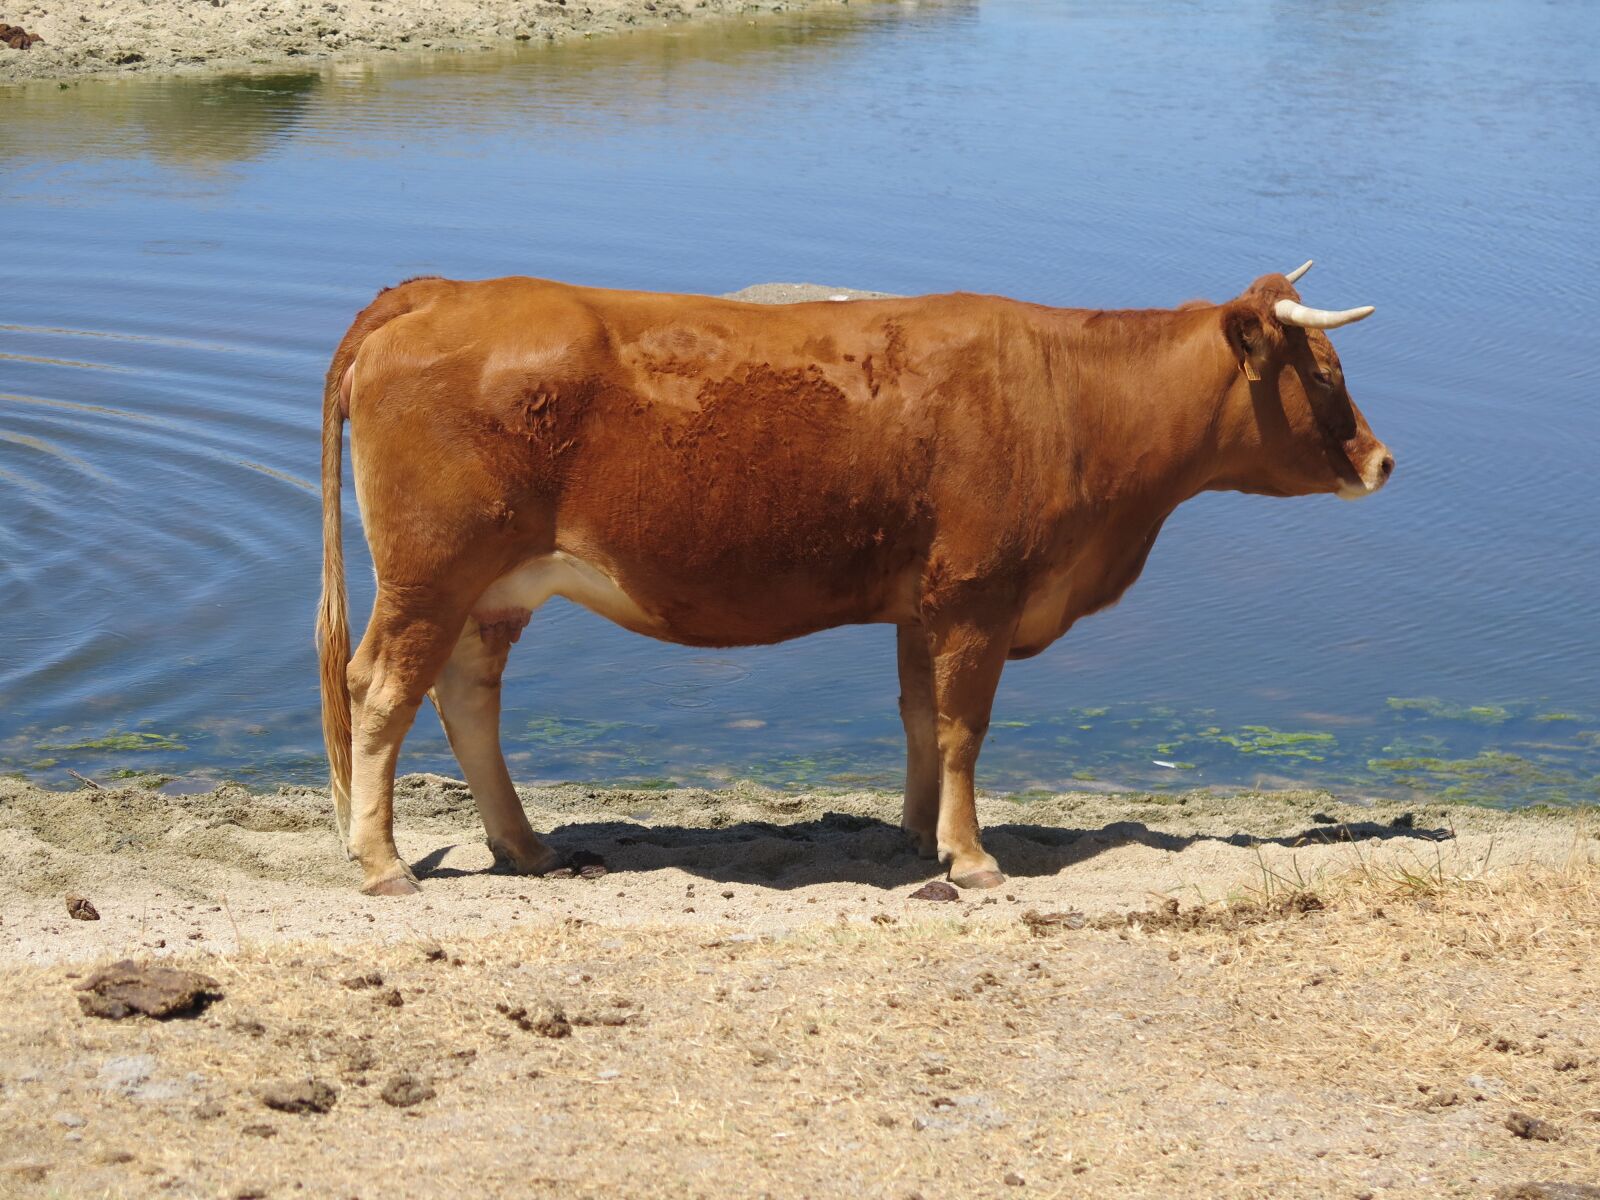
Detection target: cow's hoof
<box><xmin>488</xmin><ymin>840</ymin><xmax>562</xmax><ymax>876</ymax></box>
<box><xmin>950</xmin><ymin>868</ymin><xmax>1007</xmax><ymax>890</ymax></box>
<box><xmin>362</xmin><ymin>875</ymin><xmax>421</xmax><ymax>897</ymax></box>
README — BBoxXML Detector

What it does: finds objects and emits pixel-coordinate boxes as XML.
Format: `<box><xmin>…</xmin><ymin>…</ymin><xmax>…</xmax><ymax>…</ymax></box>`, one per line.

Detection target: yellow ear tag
<box><xmin>1241</xmin><ymin>360</ymin><xmax>1260</xmax><ymax>382</ymax></box>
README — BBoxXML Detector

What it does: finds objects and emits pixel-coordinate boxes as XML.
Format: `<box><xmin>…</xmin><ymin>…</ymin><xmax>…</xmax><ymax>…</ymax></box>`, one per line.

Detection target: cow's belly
<box><xmin>473</xmin><ymin>551</ymin><xmax>919</xmax><ymax>647</ymax></box>
<box><xmin>474</xmin><ymin>552</ymin><xmax>668</xmax><ymax>640</ymax></box>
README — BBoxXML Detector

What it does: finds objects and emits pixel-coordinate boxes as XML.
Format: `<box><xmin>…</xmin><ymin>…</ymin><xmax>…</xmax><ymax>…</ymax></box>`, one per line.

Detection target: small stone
<box><xmin>1005</xmin><ymin>1173</ymin><xmax>1025</xmax><ymax>1187</ymax></box>
<box><xmin>1019</xmin><ymin>909</ymin><xmax>1086</xmax><ymax>935</ymax></box>
<box><xmin>501</xmin><ymin>1001</ymin><xmax>571</xmax><ymax>1038</ymax></box>
<box><xmin>378</xmin><ymin>989</ymin><xmax>403</xmax><ymax>1008</ymax></box>
<box><xmin>53</xmin><ymin>1112</ymin><xmax>86</xmax><ymax>1128</ymax></box>
<box><xmin>66</xmin><ymin>895</ymin><xmax>100</xmax><ymax>921</ymax></box>
<box><xmin>260</xmin><ymin>1079</ymin><xmax>337</xmax><ymax>1115</ymax></box>
<box><xmin>341</xmin><ymin>972</ymin><xmax>383</xmax><ymax>990</ymax></box>
<box><xmin>1505</xmin><ymin>1111</ymin><xmax>1563</xmax><ymax>1141</ymax></box>
<box><xmin>380</xmin><ymin>1074</ymin><xmax>435</xmax><ymax>1108</ymax></box>
<box><xmin>241</xmin><ymin>1124</ymin><xmax>276</xmax><ymax>1138</ymax></box>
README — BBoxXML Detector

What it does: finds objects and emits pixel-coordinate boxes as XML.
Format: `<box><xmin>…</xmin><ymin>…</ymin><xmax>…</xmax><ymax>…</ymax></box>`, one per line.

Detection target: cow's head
<box><xmin>1217</xmin><ymin>261</ymin><xmax>1393</xmax><ymax>500</ymax></box>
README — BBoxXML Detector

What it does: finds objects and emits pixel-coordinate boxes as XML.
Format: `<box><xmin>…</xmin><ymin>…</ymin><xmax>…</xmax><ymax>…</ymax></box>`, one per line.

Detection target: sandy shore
<box><xmin>1</xmin><ymin>774</ymin><xmax>1591</xmax><ymax>964</ymax></box>
<box><xmin>0</xmin><ymin>0</ymin><xmax>854</xmax><ymax>83</ymax></box>
<box><xmin>0</xmin><ymin>776</ymin><xmax>1596</xmax><ymax>1196</ymax></box>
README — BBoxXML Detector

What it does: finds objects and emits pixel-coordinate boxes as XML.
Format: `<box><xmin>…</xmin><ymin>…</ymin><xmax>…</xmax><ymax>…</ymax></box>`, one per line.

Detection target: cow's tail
<box><xmin>317</xmin><ymin>344</ymin><xmax>355</xmax><ymax>846</ymax></box>
<box><xmin>317</xmin><ymin>278</ymin><xmax>446</xmax><ymax>845</ymax></box>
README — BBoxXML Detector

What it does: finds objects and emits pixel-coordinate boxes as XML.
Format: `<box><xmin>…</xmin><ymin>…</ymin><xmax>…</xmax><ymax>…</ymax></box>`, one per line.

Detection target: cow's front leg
<box><xmin>429</xmin><ymin>614</ymin><xmax>559</xmax><ymax>876</ymax></box>
<box><xmin>896</xmin><ymin>623</ymin><xmax>940</xmax><ymax>859</ymax></box>
<box><xmin>927</xmin><ymin>616</ymin><xmax>1010</xmax><ymax>889</ymax></box>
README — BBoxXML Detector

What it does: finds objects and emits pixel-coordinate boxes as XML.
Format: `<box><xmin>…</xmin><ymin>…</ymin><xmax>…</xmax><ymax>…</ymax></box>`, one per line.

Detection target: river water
<box><xmin>2</xmin><ymin>0</ymin><xmax>1597</xmax><ymax>804</ymax></box>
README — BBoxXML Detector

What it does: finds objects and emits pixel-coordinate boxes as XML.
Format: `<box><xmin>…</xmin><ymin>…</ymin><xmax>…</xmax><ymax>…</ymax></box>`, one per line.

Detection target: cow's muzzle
<box><xmin>1338</xmin><ymin>445</ymin><xmax>1395</xmax><ymax>500</ymax></box>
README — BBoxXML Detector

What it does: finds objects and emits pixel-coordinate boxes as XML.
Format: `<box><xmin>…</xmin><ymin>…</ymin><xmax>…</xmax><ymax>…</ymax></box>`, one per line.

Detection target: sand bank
<box><xmin>2</xmin><ymin>773</ymin><xmax>1591</xmax><ymax>964</ymax></box>
<box><xmin>0</xmin><ymin>0</ymin><xmax>854</xmax><ymax>82</ymax></box>
<box><xmin>0</xmin><ymin>776</ymin><xmax>1595</xmax><ymax>1196</ymax></box>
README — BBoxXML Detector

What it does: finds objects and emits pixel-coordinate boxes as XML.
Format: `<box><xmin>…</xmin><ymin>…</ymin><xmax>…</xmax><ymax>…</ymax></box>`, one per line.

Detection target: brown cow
<box><xmin>317</xmin><ymin>262</ymin><xmax>1391</xmax><ymax>895</ymax></box>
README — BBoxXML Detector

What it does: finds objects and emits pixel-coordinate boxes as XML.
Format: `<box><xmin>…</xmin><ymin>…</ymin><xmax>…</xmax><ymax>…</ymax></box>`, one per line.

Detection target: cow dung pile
<box><xmin>1</xmin><ymin>21</ymin><xmax>43</xmax><ymax>48</ymax></box>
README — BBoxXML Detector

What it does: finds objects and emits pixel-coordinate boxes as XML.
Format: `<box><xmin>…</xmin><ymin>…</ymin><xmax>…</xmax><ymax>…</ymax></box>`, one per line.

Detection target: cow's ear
<box><xmin>1221</xmin><ymin>302</ymin><xmax>1284</xmax><ymax>383</ymax></box>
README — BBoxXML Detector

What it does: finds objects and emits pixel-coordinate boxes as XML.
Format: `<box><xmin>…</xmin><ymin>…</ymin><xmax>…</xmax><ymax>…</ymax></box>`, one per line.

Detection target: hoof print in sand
<box><xmin>76</xmin><ymin>960</ymin><xmax>221</xmax><ymax>1020</ymax></box>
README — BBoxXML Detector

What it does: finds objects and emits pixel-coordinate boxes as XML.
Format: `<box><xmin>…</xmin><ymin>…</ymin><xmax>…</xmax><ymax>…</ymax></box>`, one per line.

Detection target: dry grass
<box><xmin>2</xmin><ymin>847</ymin><xmax>1595</xmax><ymax>1200</ymax></box>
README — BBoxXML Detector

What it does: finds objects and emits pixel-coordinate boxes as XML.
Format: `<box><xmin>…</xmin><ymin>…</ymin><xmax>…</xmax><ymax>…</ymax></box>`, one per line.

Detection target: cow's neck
<box><xmin>1006</xmin><ymin>306</ymin><xmax>1244</xmax><ymax>640</ymax></box>
<box><xmin>1050</xmin><ymin>305</ymin><xmax>1240</xmax><ymax>519</ymax></box>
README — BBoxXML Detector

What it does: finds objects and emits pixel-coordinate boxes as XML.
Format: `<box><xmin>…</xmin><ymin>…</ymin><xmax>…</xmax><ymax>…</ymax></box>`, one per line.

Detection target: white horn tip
<box><xmin>1284</xmin><ymin>259</ymin><xmax>1313</xmax><ymax>284</ymax></box>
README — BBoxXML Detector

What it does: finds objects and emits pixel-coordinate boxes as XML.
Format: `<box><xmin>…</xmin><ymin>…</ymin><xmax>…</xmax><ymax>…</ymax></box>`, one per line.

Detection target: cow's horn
<box><xmin>1283</xmin><ymin>260</ymin><xmax>1313</xmax><ymax>284</ymax></box>
<box><xmin>1273</xmin><ymin>299</ymin><xmax>1375</xmax><ymax>329</ymax></box>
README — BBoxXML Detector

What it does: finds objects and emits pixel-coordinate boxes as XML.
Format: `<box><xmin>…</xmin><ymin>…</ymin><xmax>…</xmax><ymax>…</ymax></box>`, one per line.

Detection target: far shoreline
<box><xmin>0</xmin><ymin>0</ymin><xmax>861</xmax><ymax>85</ymax></box>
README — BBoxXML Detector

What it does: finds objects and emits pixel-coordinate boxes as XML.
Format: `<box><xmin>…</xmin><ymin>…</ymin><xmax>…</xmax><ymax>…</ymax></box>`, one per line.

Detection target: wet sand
<box><xmin>0</xmin><ymin>0</ymin><xmax>855</xmax><ymax>82</ymax></box>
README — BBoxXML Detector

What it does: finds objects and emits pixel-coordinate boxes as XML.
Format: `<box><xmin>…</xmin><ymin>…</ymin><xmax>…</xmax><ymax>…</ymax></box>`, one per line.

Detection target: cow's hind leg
<box><xmin>927</xmin><ymin>615</ymin><xmax>1009</xmax><ymax>890</ymax></box>
<box><xmin>430</xmin><ymin>616</ymin><xmax>559</xmax><ymax>875</ymax></box>
<box><xmin>896</xmin><ymin>623</ymin><xmax>940</xmax><ymax>859</ymax></box>
<box><xmin>346</xmin><ymin>589</ymin><xmax>467</xmax><ymax>896</ymax></box>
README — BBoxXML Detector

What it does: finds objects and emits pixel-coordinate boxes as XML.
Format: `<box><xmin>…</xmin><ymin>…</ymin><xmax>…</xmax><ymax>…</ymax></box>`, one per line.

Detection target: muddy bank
<box><xmin>0</xmin><ymin>0</ymin><xmax>854</xmax><ymax>83</ymax></box>
<box><xmin>0</xmin><ymin>776</ymin><xmax>1594</xmax><ymax>1197</ymax></box>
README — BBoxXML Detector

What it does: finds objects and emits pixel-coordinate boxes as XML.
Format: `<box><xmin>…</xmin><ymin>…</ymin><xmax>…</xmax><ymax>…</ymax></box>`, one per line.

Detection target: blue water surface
<box><xmin>2</xmin><ymin>0</ymin><xmax>1597</xmax><ymax>803</ymax></box>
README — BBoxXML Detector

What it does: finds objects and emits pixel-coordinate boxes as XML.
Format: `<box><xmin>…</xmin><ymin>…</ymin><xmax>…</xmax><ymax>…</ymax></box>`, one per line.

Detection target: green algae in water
<box><xmin>1387</xmin><ymin>697</ymin><xmax>1513</xmax><ymax>725</ymax></box>
<box><xmin>37</xmin><ymin>730</ymin><xmax>188</xmax><ymax>753</ymax></box>
<box><xmin>1365</xmin><ymin>749</ymin><xmax>1596</xmax><ymax>806</ymax></box>
<box><xmin>525</xmin><ymin>716</ymin><xmax>635</xmax><ymax>748</ymax></box>
<box><xmin>1156</xmin><ymin>724</ymin><xmax>1337</xmax><ymax>762</ymax></box>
